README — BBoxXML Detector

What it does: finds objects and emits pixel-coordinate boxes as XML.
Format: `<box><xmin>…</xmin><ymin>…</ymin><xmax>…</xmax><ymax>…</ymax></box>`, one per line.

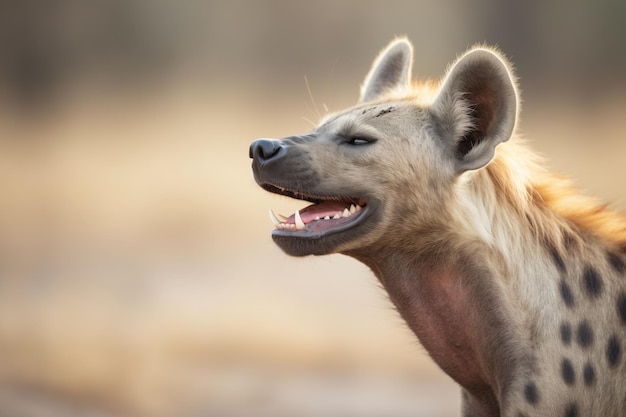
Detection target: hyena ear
<box><xmin>431</xmin><ymin>47</ymin><xmax>518</xmax><ymax>172</ymax></box>
<box><xmin>359</xmin><ymin>38</ymin><xmax>413</xmax><ymax>103</ymax></box>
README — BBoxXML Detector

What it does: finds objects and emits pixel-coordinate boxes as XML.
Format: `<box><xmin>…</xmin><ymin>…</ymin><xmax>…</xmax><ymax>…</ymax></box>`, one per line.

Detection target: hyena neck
<box><xmin>357</xmin><ymin>246</ymin><xmax>517</xmax><ymax>416</ymax></box>
<box><xmin>350</xmin><ymin>162</ymin><xmax>540</xmax><ymax>412</ymax></box>
<box><xmin>352</xmin><ymin>141</ymin><xmax>626</xmax><ymax>413</ymax></box>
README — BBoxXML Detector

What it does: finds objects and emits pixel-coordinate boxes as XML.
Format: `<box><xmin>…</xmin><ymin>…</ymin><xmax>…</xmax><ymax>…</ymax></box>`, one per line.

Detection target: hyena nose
<box><xmin>249</xmin><ymin>138</ymin><xmax>284</xmax><ymax>161</ymax></box>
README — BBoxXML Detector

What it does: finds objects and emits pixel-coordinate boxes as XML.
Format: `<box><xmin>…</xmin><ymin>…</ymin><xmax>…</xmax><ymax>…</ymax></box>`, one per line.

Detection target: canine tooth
<box><xmin>333</xmin><ymin>213</ymin><xmax>341</xmax><ymax>219</ymax></box>
<box><xmin>295</xmin><ymin>210</ymin><xmax>305</xmax><ymax>230</ymax></box>
<box><xmin>343</xmin><ymin>208</ymin><xmax>351</xmax><ymax>217</ymax></box>
<box><xmin>324</xmin><ymin>216</ymin><xmax>331</xmax><ymax>220</ymax></box>
<box><xmin>269</xmin><ymin>209</ymin><xmax>281</xmax><ymax>226</ymax></box>
<box><xmin>350</xmin><ymin>204</ymin><xmax>356</xmax><ymax>214</ymax></box>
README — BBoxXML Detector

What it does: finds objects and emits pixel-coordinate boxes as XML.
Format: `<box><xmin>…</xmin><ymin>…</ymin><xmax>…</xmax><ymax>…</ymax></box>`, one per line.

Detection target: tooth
<box><xmin>350</xmin><ymin>204</ymin><xmax>356</xmax><ymax>214</ymax></box>
<box><xmin>276</xmin><ymin>212</ymin><xmax>288</xmax><ymax>222</ymax></box>
<box><xmin>269</xmin><ymin>209</ymin><xmax>281</xmax><ymax>226</ymax></box>
<box><xmin>333</xmin><ymin>213</ymin><xmax>341</xmax><ymax>219</ymax></box>
<box><xmin>356</xmin><ymin>205</ymin><xmax>362</xmax><ymax>211</ymax></box>
<box><xmin>343</xmin><ymin>208</ymin><xmax>351</xmax><ymax>217</ymax></box>
<box><xmin>324</xmin><ymin>216</ymin><xmax>330</xmax><ymax>220</ymax></box>
<box><xmin>295</xmin><ymin>210</ymin><xmax>305</xmax><ymax>230</ymax></box>
<box><xmin>314</xmin><ymin>216</ymin><xmax>320</xmax><ymax>221</ymax></box>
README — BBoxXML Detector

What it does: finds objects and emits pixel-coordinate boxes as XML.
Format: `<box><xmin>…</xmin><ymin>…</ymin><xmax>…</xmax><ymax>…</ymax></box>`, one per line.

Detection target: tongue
<box><xmin>286</xmin><ymin>201</ymin><xmax>350</xmax><ymax>224</ymax></box>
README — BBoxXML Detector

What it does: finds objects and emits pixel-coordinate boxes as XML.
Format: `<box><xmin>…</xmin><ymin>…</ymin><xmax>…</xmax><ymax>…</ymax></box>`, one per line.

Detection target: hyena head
<box><xmin>250</xmin><ymin>38</ymin><xmax>518</xmax><ymax>257</ymax></box>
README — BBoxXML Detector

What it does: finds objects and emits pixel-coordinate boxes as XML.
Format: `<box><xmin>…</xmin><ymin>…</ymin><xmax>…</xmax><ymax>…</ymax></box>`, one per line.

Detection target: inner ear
<box><xmin>432</xmin><ymin>48</ymin><xmax>518</xmax><ymax>172</ymax></box>
<box><xmin>456</xmin><ymin>80</ymin><xmax>499</xmax><ymax>158</ymax></box>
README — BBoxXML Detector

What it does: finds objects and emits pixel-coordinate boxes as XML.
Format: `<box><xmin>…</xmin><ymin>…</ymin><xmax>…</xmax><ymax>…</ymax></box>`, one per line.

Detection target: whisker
<box><xmin>304</xmin><ymin>75</ymin><xmax>321</xmax><ymax>120</ymax></box>
<box><xmin>301</xmin><ymin>116</ymin><xmax>317</xmax><ymax>128</ymax></box>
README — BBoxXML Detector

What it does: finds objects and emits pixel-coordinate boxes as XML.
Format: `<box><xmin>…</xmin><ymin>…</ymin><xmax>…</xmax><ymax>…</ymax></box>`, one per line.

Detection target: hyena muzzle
<box><xmin>249</xmin><ymin>38</ymin><xmax>626</xmax><ymax>417</ymax></box>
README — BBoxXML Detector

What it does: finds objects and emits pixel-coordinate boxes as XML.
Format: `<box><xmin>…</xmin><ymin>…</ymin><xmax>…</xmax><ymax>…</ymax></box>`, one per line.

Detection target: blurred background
<box><xmin>0</xmin><ymin>1</ymin><xmax>624</xmax><ymax>416</ymax></box>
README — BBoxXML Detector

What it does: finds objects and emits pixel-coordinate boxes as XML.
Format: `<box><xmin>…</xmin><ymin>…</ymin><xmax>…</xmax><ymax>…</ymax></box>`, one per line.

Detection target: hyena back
<box><xmin>249</xmin><ymin>38</ymin><xmax>626</xmax><ymax>417</ymax></box>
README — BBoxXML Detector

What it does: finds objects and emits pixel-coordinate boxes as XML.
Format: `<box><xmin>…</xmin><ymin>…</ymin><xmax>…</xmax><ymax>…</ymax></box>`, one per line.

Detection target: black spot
<box><xmin>583</xmin><ymin>362</ymin><xmax>595</xmax><ymax>386</ymax></box>
<box><xmin>374</xmin><ymin>106</ymin><xmax>395</xmax><ymax>117</ymax></box>
<box><xmin>560</xmin><ymin>322</ymin><xmax>572</xmax><ymax>346</ymax></box>
<box><xmin>561</xmin><ymin>358</ymin><xmax>575</xmax><ymax>385</ymax></box>
<box><xmin>618</xmin><ymin>293</ymin><xmax>626</xmax><ymax>326</ymax></box>
<box><xmin>582</xmin><ymin>265</ymin><xmax>603</xmax><ymax>298</ymax></box>
<box><xmin>608</xmin><ymin>251</ymin><xmax>626</xmax><ymax>274</ymax></box>
<box><xmin>606</xmin><ymin>335</ymin><xmax>622</xmax><ymax>368</ymax></box>
<box><xmin>548</xmin><ymin>242</ymin><xmax>566</xmax><ymax>273</ymax></box>
<box><xmin>559</xmin><ymin>280</ymin><xmax>575</xmax><ymax>308</ymax></box>
<box><xmin>524</xmin><ymin>381</ymin><xmax>539</xmax><ymax>405</ymax></box>
<box><xmin>575</xmin><ymin>320</ymin><xmax>594</xmax><ymax>348</ymax></box>
<box><xmin>562</xmin><ymin>230</ymin><xmax>576</xmax><ymax>249</ymax></box>
<box><xmin>564</xmin><ymin>402</ymin><xmax>578</xmax><ymax>417</ymax></box>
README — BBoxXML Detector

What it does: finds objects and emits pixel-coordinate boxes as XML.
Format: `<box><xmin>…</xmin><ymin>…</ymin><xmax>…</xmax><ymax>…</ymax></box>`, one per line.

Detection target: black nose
<box><xmin>249</xmin><ymin>138</ymin><xmax>283</xmax><ymax>161</ymax></box>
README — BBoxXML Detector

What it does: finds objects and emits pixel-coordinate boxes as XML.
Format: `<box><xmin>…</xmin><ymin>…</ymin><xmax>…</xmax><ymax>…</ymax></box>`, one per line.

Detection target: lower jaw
<box><xmin>272</xmin><ymin>234</ymin><xmax>336</xmax><ymax>257</ymax></box>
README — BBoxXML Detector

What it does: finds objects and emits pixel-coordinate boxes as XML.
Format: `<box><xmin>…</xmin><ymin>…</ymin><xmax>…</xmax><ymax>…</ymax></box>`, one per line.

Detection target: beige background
<box><xmin>0</xmin><ymin>1</ymin><xmax>625</xmax><ymax>416</ymax></box>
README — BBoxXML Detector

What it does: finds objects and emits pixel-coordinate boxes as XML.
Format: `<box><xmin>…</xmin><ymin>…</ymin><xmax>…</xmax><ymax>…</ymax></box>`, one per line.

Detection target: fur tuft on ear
<box><xmin>431</xmin><ymin>46</ymin><xmax>519</xmax><ymax>172</ymax></box>
<box><xmin>360</xmin><ymin>38</ymin><xmax>413</xmax><ymax>103</ymax></box>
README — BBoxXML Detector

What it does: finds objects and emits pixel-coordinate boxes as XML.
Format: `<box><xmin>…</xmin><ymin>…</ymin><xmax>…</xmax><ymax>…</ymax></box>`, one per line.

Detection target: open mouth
<box><xmin>262</xmin><ymin>183</ymin><xmax>369</xmax><ymax>237</ymax></box>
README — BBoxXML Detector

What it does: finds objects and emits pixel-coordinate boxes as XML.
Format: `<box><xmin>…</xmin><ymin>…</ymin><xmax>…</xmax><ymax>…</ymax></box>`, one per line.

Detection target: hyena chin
<box><xmin>250</xmin><ymin>38</ymin><xmax>626</xmax><ymax>417</ymax></box>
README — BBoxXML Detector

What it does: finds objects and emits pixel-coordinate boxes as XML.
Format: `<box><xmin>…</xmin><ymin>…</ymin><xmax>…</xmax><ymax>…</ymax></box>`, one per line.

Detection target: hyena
<box><xmin>249</xmin><ymin>38</ymin><xmax>626</xmax><ymax>417</ymax></box>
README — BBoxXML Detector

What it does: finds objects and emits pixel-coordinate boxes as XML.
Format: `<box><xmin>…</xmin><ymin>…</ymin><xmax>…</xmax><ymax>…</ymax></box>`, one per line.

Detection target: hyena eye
<box><xmin>347</xmin><ymin>137</ymin><xmax>374</xmax><ymax>146</ymax></box>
